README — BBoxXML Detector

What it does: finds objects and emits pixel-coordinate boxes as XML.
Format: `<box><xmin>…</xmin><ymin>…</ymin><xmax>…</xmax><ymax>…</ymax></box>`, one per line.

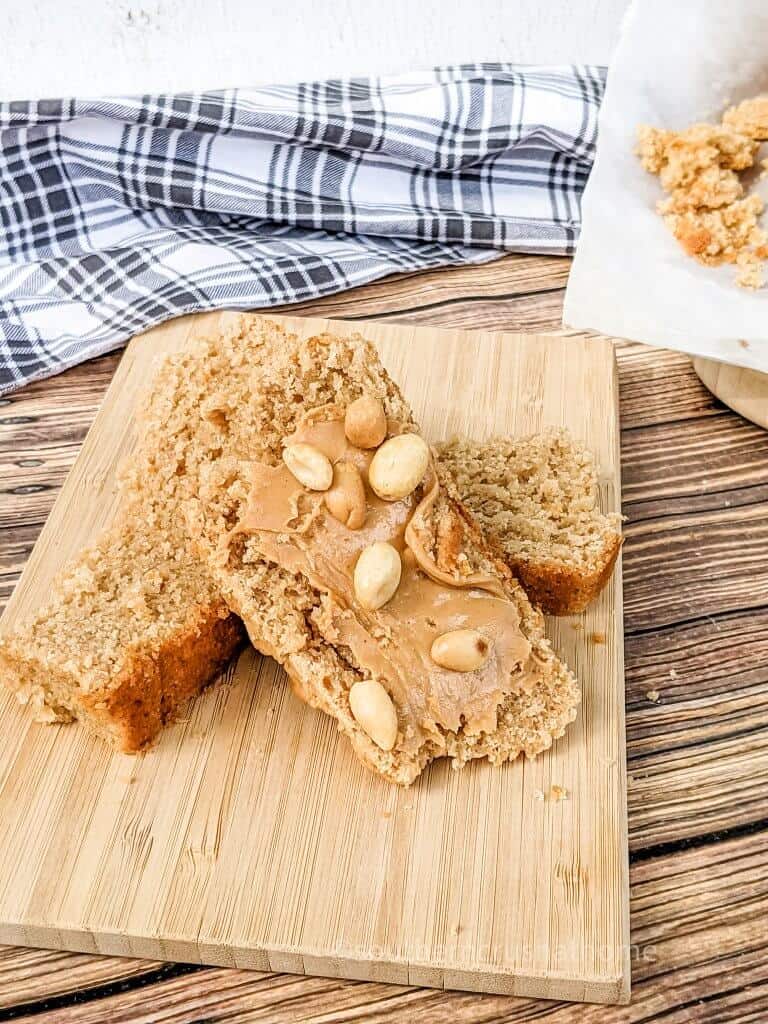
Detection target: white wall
<box><xmin>2</xmin><ymin>0</ymin><xmax>630</xmax><ymax>100</ymax></box>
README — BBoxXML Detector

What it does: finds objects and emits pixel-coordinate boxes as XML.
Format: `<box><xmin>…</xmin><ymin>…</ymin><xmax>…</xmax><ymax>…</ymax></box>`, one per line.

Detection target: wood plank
<box><xmin>621</xmin><ymin>415</ymin><xmax>768</xmax><ymax>512</ymax></box>
<box><xmin>0</xmin><ymin>526</ymin><xmax>40</xmax><ymax>608</ymax></box>
<box><xmin>0</xmin><ymin>352</ymin><xmax>119</xmax><ymax>453</ymax></box>
<box><xmin>375</xmin><ymin>289</ymin><xmax>569</xmax><ymax>333</ymax></box>
<box><xmin>621</xmin><ymin>507</ymin><xmax>768</xmax><ymax>633</ymax></box>
<box><xmin>618</xmin><ymin>345</ymin><xmax>724</xmax><ymax>428</ymax></box>
<box><xmin>626</xmin><ymin>610</ymin><xmax>768</xmax><ymax>753</ymax></box>
<box><xmin>628</xmin><ymin>734</ymin><xmax>768</xmax><ymax>849</ymax></box>
<box><xmin>0</xmin><ymin>945</ymin><xmax>163</xmax><ymax>1010</ymax></box>
<box><xmin>0</xmin><ymin>351</ymin><xmax>120</xmax><ymax>408</ymax></box>
<box><xmin>278</xmin><ymin>253</ymin><xmax>571</xmax><ymax>318</ymax></box>
<box><xmin>0</xmin><ymin>443</ymin><xmax>81</xmax><ymax>530</ymax></box>
<box><xmin>0</xmin><ymin>313</ymin><xmax>628</xmax><ymax>1004</ymax></box>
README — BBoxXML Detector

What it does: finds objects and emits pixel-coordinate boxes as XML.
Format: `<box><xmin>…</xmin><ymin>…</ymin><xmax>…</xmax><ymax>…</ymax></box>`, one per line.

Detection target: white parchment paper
<box><xmin>563</xmin><ymin>0</ymin><xmax>768</xmax><ymax>373</ymax></box>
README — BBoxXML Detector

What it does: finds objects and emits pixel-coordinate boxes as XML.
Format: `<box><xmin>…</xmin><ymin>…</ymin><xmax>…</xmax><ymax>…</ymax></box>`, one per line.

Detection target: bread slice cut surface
<box><xmin>438</xmin><ymin>430</ymin><xmax>622</xmax><ymax>614</ymax></box>
<box><xmin>0</xmin><ymin>515</ymin><xmax>243</xmax><ymax>751</ymax></box>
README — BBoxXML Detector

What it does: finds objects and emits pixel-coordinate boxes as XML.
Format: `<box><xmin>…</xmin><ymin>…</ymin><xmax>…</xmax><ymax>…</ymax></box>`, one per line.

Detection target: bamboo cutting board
<box><xmin>0</xmin><ymin>312</ymin><xmax>629</xmax><ymax>1004</ymax></box>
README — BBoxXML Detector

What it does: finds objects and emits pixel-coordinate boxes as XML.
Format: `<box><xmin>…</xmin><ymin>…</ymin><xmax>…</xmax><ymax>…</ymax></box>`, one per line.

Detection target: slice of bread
<box><xmin>0</xmin><ymin>514</ymin><xmax>243</xmax><ymax>751</ymax></box>
<box><xmin>163</xmin><ymin>316</ymin><xmax>580</xmax><ymax>785</ymax></box>
<box><xmin>188</xmin><ymin>456</ymin><xmax>579</xmax><ymax>785</ymax></box>
<box><xmin>438</xmin><ymin>431</ymin><xmax>622</xmax><ymax>615</ymax></box>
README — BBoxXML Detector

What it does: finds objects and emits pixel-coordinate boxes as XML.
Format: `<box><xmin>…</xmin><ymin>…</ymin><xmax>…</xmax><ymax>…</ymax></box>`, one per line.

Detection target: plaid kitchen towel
<box><xmin>0</xmin><ymin>63</ymin><xmax>605</xmax><ymax>394</ymax></box>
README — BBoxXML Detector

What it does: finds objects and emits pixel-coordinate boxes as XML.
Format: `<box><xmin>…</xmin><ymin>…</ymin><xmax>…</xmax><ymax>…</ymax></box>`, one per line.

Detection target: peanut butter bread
<box><xmin>139</xmin><ymin>316</ymin><xmax>581</xmax><ymax>785</ymax></box>
<box><xmin>437</xmin><ymin>430</ymin><xmax>622</xmax><ymax>615</ymax></box>
<box><xmin>0</xmin><ymin>514</ymin><xmax>243</xmax><ymax>750</ymax></box>
<box><xmin>1</xmin><ymin>316</ymin><xmax>579</xmax><ymax>772</ymax></box>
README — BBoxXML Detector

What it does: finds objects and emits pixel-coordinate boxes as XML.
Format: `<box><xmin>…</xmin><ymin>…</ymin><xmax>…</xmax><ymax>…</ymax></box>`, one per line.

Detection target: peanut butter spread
<box><xmin>231</xmin><ymin>405</ymin><xmax>547</xmax><ymax>752</ymax></box>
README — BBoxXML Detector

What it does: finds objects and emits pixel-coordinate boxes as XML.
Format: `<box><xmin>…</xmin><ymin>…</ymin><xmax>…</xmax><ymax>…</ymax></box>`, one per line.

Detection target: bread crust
<box><xmin>509</xmin><ymin>534</ymin><xmax>623</xmax><ymax>615</ymax></box>
<box><xmin>80</xmin><ymin>605</ymin><xmax>244</xmax><ymax>752</ymax></box>
<box><xmin>1</xmin><ymin>598</ymin><xmax>244</xmax><ymax>752</ymax></box>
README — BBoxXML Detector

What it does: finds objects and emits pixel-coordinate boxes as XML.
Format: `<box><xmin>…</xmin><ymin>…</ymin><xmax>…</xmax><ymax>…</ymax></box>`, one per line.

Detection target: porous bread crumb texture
<box><xmin>637</xmin><ymin>96</ymin><xmax>768</xmax><ymax>289</ymax></box>
<box><xmin>163</xmin><ymin>316</ymin><xmax>579</xmax><ymax>785</ymax></box>
<box><xmin>723</xmin><ymin>96</ymin><xmax>768</xmax><ymax>142</ymax></box>
<box><xmin>0</xmin><ymin>515</ymin><xmax>243</xmax><ymax>751</ymax></box>
<box><xmin>437</xmin><ymin>429</ymin><xmax>622</xmax><ymax>615</ymax></box>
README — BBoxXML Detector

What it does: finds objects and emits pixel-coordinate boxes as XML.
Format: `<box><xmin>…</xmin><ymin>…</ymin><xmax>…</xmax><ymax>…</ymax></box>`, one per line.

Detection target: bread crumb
<box><xmin>589</xmin><ymin>631</ymin><xmax>606</xmax><ymax>645</ymax></box>
<box><xmin>738</xmin><ymin>339</ymin><xmax>750</xmax><ymax>349</ymax></box>
<box><xmin>572</xmin><ymin>622</ymin><xmax>584</xmax><ymax>631</ymax></box>
<box><xmin>637</xmin><ymin>95</ymin><xmax>768</xmax><ymax>288</ymax></box>
<box><xmin>669</xmin><ymin>668</ymin><xmax>678</xmax><ymax>679</ymax></box>
<box><xmin>533</xmin><ymin>788</ymin><xmax>545</xmax><ymax>802</ymax></box>
<box><xmin>723</xmin><ymin>96</ymin><xmax>768</xmax><ymax>139</ymax></box>
<box><xmin>550</xmin><ymin>784</ymin><xmax>569</xmax><ymax>801</ymax></box>
<box><xmin>646</xmin><ymin>689</ymin><xmax>660</xmax><ymax>703</ymax></box>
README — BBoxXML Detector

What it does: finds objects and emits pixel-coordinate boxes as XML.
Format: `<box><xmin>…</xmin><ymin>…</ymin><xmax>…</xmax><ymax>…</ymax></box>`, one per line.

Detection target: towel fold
<box><xmin>0</xmin><ymin>64</ymin><xmax>604</xmax><ymax>393</ymax></box>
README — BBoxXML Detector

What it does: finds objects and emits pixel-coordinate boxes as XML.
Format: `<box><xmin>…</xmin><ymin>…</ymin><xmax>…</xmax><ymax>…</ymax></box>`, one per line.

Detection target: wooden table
<box><xmin>1</xmin><ymin>254</ymin><xmax>766</xmax><ymax>1022</ymax></box>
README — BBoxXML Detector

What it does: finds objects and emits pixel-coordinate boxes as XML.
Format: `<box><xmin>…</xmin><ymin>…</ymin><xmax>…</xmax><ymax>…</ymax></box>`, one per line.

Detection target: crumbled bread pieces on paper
<box><xmin>637</xmin><ymin>96</ymin><xmax>768</xmax><ymax>288</ymax></box>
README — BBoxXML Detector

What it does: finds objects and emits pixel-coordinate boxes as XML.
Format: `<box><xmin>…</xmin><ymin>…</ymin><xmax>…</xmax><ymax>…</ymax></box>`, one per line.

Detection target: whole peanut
<box><xmin>349</xmin><ymin>680</ymin><xmax>398</xmax><ymax>750</ymax></box>
<box><xmin>324</xmin><ymin>461</ymin><xmax>366</xmax><ymax>529</ymax></box>
<box><xmin>282</xmin><ymin>443</ymin><xmax>333</xmax><ymax>491</ymax></box>
<box><xmin>344</xmin><ymin>395</ymin><xmax>387</xmax><ymax>449</ymax></box>
<box><xmin>368</xmin><ymin>433</ymin><xmax>430</xmax><ymax>501</ymax></box>
<box><xmin>431</xmin><ymin>629</ymin><xmax>491</xmax><ymax>672</ymax></box>
<box><xmin>354</xmin><ymin>542</ymin><xmax>402</xmax><ymax>610</ymax></box>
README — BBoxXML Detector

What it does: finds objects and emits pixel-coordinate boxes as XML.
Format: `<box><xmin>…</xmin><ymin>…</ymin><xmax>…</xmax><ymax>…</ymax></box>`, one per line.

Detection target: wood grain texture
<box><xmin>0</xmin><ymin>945</ymin><xmax>163</xmax><ymax>1010</ymax></box>
<box><xmin>1</xmin><ymin>831</ymin><xmax>765</xmax><ymax>1023</ymax></box>
<box><xmin>0</xmin><ymin>311</ymin><xmax>627</xmax><ymax>1004</ymax></box>
<box><xmin>0</xmin><ymin>253</ymin><xmax>765</xmax><ymax>1021</ymax></box>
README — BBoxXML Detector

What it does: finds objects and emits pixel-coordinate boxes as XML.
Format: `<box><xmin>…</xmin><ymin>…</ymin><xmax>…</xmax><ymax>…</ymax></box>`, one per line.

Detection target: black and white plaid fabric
<box><xmin>0</xmin><ymin>64</ymin><xmax>605</xmax><ymax>394</ymax></box>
